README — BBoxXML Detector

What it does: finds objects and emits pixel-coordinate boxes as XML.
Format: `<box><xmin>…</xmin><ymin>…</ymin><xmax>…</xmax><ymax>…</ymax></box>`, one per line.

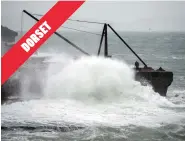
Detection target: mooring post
<box><xmin>104</xmin><ymin>24</ymin><xmax>108</xmax><ymax>57</ymax></box>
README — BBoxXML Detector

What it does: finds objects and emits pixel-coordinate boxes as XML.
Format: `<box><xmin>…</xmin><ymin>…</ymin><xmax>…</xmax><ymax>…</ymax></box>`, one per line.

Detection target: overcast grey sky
<box><xmin>1</xmin><ymin>1</ymin><xmax>185</xmax><ymax>32</ymax></box>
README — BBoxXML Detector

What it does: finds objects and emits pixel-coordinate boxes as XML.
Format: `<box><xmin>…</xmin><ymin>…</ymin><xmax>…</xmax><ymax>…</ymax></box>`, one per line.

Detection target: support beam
<box><xmin>97</xmin><ymin>24</ymin><xmax>105</xmax><ymax>55</ymax></box>
<box><xmin>108</xmin><ymin>24</ymin><xmax>147</xmax><ymax>67</ymax></box>
<box><xmin>104</xmin><ymin>24</ymin><xmax>108</xmax><ymax>57</ymax></box>
<box><xmin>22</xmin><ymin>10</ymin><xmax>89</xmax><ymax>55</ymax></box>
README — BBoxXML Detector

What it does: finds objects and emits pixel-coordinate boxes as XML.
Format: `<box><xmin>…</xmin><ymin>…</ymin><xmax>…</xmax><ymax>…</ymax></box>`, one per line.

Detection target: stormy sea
<box><xmin>1</xmin><ymin>31</ymin><xmax>185</xmax><ymax>141</ymax></box>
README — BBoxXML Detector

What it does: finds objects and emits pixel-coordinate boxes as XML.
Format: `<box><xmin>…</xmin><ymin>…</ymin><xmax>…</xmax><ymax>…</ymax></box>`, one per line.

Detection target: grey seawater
<box><xmin>1</xmin><ymin>31</ymin><xmax>185</xmax><ymax>141</ymax></box>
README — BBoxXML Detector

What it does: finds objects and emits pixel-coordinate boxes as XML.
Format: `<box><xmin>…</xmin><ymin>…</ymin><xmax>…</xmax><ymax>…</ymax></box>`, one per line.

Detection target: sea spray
<box><xmin>2</xmin><ymin>55</ymin><xmax>185</xmax><ymax>129</ymax></box>
<box><xmin>44</xmin><ymin>55</ymin><xmax>172</xmax><ymax>106</ymax></box>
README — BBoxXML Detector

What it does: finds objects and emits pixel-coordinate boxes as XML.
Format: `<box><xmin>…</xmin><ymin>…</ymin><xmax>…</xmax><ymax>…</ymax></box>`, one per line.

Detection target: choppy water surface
<box><xmin>1</xmin><ymin>32</ymin><xmax>185</xmax><ymax>141</ymax></box>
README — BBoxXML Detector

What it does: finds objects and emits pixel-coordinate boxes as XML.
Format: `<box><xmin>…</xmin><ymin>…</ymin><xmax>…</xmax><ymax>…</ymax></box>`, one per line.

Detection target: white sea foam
<box><xmin>2</xmin><ymin>55</ymin><xmax>185</xmax><ymax>128</ymax></box>
<box><xmin>44</xmin><ymin>56</ymin><xmax>172</xmax><ymax>106</ymax></box>
<box><xmin>172</xmin><ymin>56</ymin><xmax>185</xmax><ymax>60</ymax></box>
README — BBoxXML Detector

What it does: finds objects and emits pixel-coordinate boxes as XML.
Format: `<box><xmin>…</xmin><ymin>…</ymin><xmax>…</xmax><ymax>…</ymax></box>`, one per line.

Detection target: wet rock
<box><xmin>175</xmin><ymin>94</ymin><xmax>179</xmax><ymax>97</ymax></box>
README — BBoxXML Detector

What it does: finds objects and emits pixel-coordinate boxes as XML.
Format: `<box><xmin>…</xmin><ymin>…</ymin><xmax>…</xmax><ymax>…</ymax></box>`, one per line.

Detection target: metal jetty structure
<box><xmin>1</xmin><ymin>10</ymin><xmax>173</xmax><ymax>103</ymax></box>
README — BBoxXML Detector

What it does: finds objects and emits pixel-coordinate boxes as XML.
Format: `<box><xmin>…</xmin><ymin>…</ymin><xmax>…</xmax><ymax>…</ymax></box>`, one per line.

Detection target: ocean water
<box><xmin>1</xmin><ymin>31</ymin><xmax>185</xmax><ymax>141</ymax></box>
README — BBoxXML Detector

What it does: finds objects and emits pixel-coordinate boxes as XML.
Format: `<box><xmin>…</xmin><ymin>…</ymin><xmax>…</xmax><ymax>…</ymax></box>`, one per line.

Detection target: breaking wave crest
<box><xmin>44</xmin><ymin>55</ymin><xmax>172</xmax><ymax>106</ymax></box>
<box><xmin>2</xmin><ymin>55</ymin><xmax>185</xmax><ymax>129</ymax></box>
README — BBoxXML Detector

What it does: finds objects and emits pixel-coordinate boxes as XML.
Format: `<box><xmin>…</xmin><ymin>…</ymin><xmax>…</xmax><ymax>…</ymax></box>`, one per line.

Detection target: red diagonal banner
<box><xmin>1</xmin><ymin>1</ymin><xmax>85</xmax><ymax>85</ymax></box>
